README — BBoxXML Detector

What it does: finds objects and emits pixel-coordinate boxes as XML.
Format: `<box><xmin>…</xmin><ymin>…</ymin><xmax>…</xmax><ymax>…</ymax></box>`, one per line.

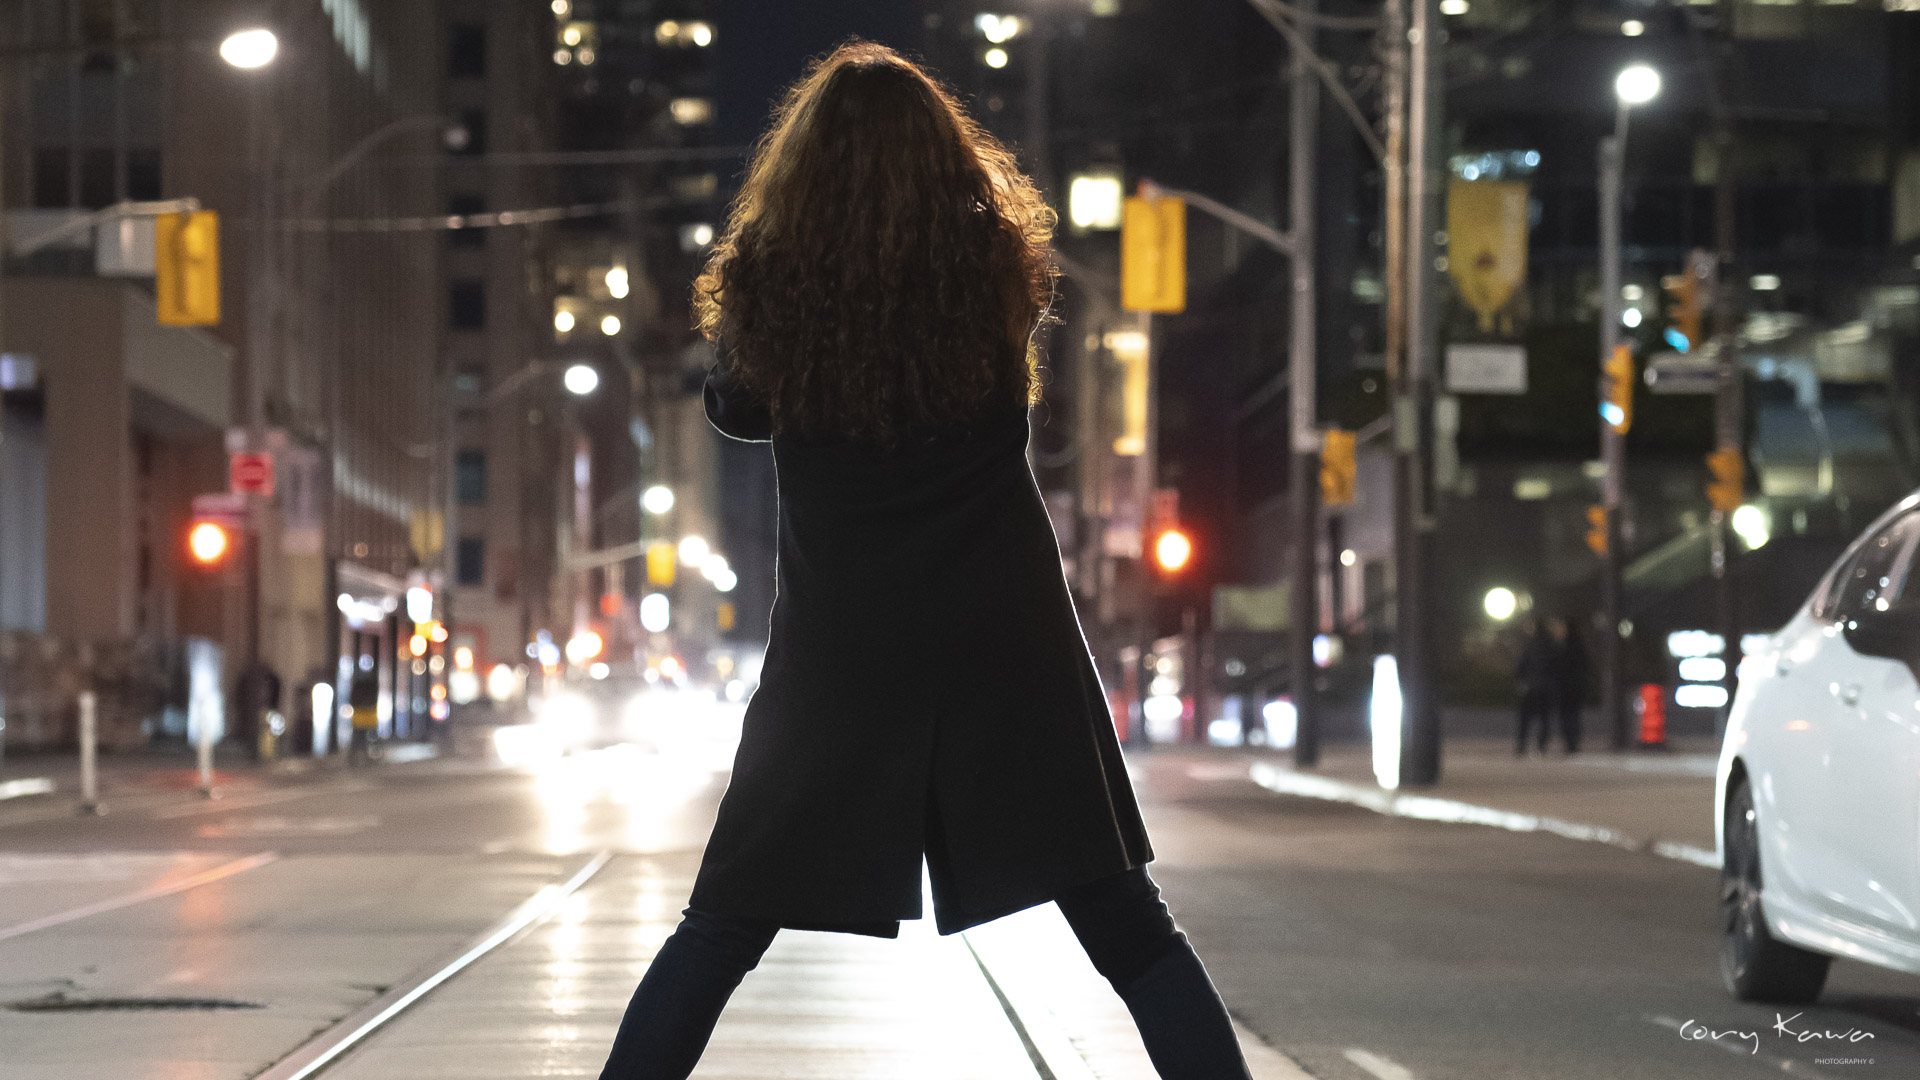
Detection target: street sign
<box><xmin>1643</xmin><ymin>349</ymin><xmax>1719</xmax><ymax>395</ymax></box>
<box><xmin>230</xmin><ymin>451</ymin><xmax>275</xmax><ymax>496</ymax></box>
<box><xmin>191</xmin><ymin>492</ymin><xmax>247</xmax><ymax>528</ymax></box>
<box><xmin>1444</xmin><ymin>343</ymin><xmax>1527</xmax><ymax>394</ymax></box>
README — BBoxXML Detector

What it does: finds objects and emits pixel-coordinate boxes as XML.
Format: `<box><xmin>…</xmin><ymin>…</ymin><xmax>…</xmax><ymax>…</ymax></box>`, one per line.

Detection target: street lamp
<box><xmin>641</xmin><ymin>485</ymin><xmax>674</xmax><ymax>514</ymax></box>
<box><xmin>1596</xmin><ymin>62</ymin><xmax>1660</xmax><ymax>752</ymax></box>
<box><xmin>220</xmin><ymin>28</ymin><xmax>278</xmax><ymax>69</ymax></box>
<box><xmin>563</xmin><ymin>363</ymin><xmax>599</xmax><ymax>396</ymax></box>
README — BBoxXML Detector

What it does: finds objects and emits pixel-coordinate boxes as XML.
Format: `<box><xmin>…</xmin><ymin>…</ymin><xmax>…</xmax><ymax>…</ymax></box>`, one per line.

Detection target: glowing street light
<box><xmin>554</xmin><ymin>309</ymin><xmax>575</xmax><ymax>333</ymax></box>
<box><xmin>220</xmin><ymin>28</ymin><xmax>278</xmax><ymax>69</ymax></box>
<box><xmin>678</xmin><ymin>535</ymin><xmax>710</xmax><ymax>567</ymax></box>
<box><xmin>600</xmin><ymin>314</ymin><xmax>622</xmax><ymax>336</ymax></box>
<box><xmin>1483</xmin><ymin>587</ymin><xmax>1518</xmax><ymax>621</ymax></box>
<box><xmin>563</xmin><ymin>363</ymin><xmax>599</xmax><ymax>396</ymax></box>
<box><xmin>605</xmin><ymin>266</ymin><xmax>629</xmax><ymax>299</ymax></box>
<box><xmin>1614</xmin><ymin>63</ymin><xmax>1661</xmax><ymax>107</ymax></box>
<box><xmin>642</xmin><ymin>485</ymin><xmax>675</xmax><ymax>514</ymax></box>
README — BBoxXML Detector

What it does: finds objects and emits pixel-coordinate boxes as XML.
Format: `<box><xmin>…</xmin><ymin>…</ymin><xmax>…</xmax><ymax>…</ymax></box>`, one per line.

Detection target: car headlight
<box><xmin>538</xmin><ymin>693</ymin><xmax>594</xmax><ymax>744</ymax></box>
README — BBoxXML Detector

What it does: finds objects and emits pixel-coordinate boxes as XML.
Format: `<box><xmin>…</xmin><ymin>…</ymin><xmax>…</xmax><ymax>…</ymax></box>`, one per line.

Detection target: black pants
<box><xmin>1516</xmin><ymin>689</ymin><xmax>1552</xmax><ymax>752</ymax></box>
<box><xmin>597</xmin><ymin>867</ymin><xmax>1252</xmax><ymax>1080</ymax></box>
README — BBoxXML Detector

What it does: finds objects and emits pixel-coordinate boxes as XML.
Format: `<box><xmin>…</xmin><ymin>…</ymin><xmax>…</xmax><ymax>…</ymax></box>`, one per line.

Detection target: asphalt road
<box><xmin>1</xmin><ymin>738</ymin><xmax>1915</xmax><ymax>1079</ymax></box>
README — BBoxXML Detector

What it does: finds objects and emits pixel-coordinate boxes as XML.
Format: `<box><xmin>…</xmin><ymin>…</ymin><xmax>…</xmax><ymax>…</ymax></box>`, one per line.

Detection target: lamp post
<box><xmin>1598</xmin><ymin>62</ymin><xmax>1660</xmax><ymax>751</ymax></box>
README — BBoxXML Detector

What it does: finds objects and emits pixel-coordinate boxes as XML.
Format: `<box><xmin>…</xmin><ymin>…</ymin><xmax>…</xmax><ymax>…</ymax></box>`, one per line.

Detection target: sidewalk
<box><xmin>1231</xmin><ymin>734</ymin><xmax>1722</xmax><ymax>866</ymax></box>
<box><xmin>299</xmin><ymin>854</ymin><xmax>1309</xmax><ymax>1080</ymax></box>
<box><xmin>0</xmin><ymin>740</ymin><xmax>449</xmax><ymax>828</ymax></box>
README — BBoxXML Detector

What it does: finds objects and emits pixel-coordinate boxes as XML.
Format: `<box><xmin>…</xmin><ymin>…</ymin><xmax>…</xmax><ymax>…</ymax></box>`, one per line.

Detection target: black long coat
<box><xmin>688</xmin><ymin>355</ymin><xmax>1153</xmax><ymax>937</ymax></box>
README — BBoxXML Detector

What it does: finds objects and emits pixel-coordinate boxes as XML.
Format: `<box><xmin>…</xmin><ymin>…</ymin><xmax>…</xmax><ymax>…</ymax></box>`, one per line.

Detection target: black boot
<box><xmin>1113</xmin><ymin>941</ymin><xmax>1254</xmax><ymax>1080</ymax></box>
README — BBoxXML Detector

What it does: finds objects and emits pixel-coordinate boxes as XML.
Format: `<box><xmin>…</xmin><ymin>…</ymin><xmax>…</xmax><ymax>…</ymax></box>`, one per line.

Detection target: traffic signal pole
<box><xmin>1598</xmin><ymin>103</ymin><xmax>1629</xmax><ymax>751</ymax></box>
<box><xmin>1287</xmin><ymin>0</ymin><xmax>1321</xmax><ymax>767</ymax></box>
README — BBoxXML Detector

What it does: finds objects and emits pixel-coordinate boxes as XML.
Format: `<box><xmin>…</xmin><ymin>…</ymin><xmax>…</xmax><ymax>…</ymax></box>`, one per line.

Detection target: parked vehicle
<box><xmin>1716</xmin><ymin>489</ymin><xmax>1920</xmax><ymax>1002</ymax></box>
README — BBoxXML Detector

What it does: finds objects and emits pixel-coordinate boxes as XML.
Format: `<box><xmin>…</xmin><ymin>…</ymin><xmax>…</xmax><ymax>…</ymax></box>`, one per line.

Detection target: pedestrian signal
<box><xmin>156</xmin><ymin>211</ymin><xmax>220</xmax><ymax>326</ymax></box>
<box><xmin>1706</xmin><ymin>447</ymin><xmax>1743</xmax><ymax>512</ymax></box>
<box><xmin>1600</xmin><ymin>344</ymin><xmax>1633</xmax><ymax>434</ymax></box>
<box><xmin>1585</xmin><ymin>505</ymin><xmax>1608</xmax><ymax>558</ymax></box>
<box><xmin>1320</xmin><ymin>428</ymin><xmax>1356</xmax><ymax>506</ymax></box>
<box><xmin>1121</xmin><ymin>192</ymin><xmax>1185</xmax><ymax>313</ymax></box>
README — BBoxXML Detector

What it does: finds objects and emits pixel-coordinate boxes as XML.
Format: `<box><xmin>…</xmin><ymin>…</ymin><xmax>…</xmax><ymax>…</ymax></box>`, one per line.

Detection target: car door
<box><xmin>1824</xmin><ymin>510</ymin><xmax>1920</xmax><ymax>938</ymax></box>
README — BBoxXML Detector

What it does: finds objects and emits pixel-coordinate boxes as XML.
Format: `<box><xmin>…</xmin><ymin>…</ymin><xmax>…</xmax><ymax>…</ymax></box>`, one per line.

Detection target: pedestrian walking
<box><xmin>1515</xmin><ymin>617</ymin><xmax>1557</xmax><ymax>755</ymax></box>
<box><xmin>1554</xmin><ymin>617</ymin><xmax>1590</xmax><ymax>753</ymax></box>
<box><xmin>345</xmin><ymin>666</ymin><xmax>378</xmax><ymax>766</ymax></box>
<box><xmin>596</xmin><ymin>42</ymin><xmax>1251</xmax><ymax>1080</ymax></box>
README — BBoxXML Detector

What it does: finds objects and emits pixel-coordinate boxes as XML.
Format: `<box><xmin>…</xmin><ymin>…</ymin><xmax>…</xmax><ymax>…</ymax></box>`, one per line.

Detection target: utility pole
<box><xmin>1711</xmin><ymin>140</ymin><xmax>1741</xmax><ymax>737</ymax></box>
<box><xmin>1288</xmin><ymin>0</ymin><xmax>1322</xmax><ymax>767</ymax></box>
<box><xmin>1399</xmin><ymin>0</ymin><xmax>1441</xmax><ymax>783</ymax></box>
<box><xmin>1597</xmin><ymin>116</ymin><xmax>1627</xmax><ymax>750</ymax></box>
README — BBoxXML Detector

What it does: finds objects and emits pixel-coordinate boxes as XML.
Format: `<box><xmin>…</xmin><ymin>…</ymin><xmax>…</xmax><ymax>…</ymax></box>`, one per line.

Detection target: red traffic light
<box><xmin>188</xmin><ymin>521</ymin><xmax>230</xmax><ymax>565</ymax></box>
<box><xmin>1153</xmin><ymin>529</ymin><xmax>1193</xmax><ymax>573</ymax></box>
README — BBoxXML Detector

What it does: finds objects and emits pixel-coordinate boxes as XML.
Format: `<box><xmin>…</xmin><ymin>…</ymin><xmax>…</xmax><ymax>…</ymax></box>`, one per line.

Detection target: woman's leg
<box><xmin>597</xmin><ymin>907</ymin><xmax>780</xmax><ymax>1080</ymax></box>
<box><xmin>1056</xmin><ymin>867</ymin><xmax>1252</xmax><ymax>1080</ymax></box>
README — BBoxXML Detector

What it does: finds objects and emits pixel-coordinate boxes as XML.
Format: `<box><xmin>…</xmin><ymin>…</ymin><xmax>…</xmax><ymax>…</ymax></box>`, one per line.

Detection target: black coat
<box><xmin>689</xmin><ymin>355</ymin><xmax>1152</xmax><ymax>937</ymax></box>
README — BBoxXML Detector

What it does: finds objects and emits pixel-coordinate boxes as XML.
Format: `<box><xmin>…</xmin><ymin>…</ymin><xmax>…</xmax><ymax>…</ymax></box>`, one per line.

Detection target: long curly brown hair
<box><xmin>693</xmin><ymin>41</ymin><xmax>1056</xmax><ymax>447</ymax></box>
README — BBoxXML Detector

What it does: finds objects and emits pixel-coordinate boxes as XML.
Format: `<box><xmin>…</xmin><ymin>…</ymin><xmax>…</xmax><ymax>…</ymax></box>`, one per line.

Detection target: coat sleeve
<box><xmin>704</xmin><ymin>339</ymin><xmax>774</xmax><ymax>443</ymax></box>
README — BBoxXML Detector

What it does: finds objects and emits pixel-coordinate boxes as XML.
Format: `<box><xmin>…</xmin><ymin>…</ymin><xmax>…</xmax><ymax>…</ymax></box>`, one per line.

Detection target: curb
<box><xmin>1247</xmin><ymin>761</ymin><xmax>1721</xmax><ymax>870</ymax></box>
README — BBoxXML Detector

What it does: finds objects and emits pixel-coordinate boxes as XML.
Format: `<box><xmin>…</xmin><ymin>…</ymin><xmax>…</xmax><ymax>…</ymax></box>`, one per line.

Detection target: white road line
<box><xmin>0</xmin><ymin>777</ymin><xmax>55</xmax><ymax>801</ymax></box>
<box><xmin>1344</xmin><ymin>1046</ymin><xmax>1420</xmax><ymax>1080</ymax></box>
<box><xmin>252</xmin><ymin>850</ymin><xmax>613</xmax><ymax>1080</ymax></box>
<box><xmin>1249</xmin><ymin>761</ymin><xmax>1723</xmax><ymax>870</ymax></box>
<box><xmin>0</xmin><ymin>851</ymin><xmax>279</xmax><ymax>942</ymax></box>
<box><xmin>1644</xmin><ymin>1014</ymin><xmax>1838</xmax><ymax>1078</ymax></box>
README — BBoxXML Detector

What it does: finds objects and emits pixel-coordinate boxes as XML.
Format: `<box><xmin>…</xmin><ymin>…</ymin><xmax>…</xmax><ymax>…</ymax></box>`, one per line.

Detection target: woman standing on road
<box><xmin>596</xmin><ymin>41</ymin><xmax>1251</xmax><ymax>1080</ymax></box>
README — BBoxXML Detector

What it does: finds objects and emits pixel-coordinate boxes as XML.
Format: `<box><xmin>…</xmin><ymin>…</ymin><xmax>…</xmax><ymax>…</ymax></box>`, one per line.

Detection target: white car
<box><xmin>1716</xmin><ymin>490</ymin><xmax>1920</xmax><ymax>1002</ymax></box>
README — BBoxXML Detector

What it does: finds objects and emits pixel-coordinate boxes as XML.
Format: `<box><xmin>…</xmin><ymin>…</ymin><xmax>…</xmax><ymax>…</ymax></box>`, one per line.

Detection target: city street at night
<box><xmin>5</xmin><ymin>0</ymin><xmax>1920</xmax><ymax>1077</ymax></box>
<box><xmin>3</xmin><ymin>728</ymin><xmax>1916</xmax><ymax>1079</ymax></box>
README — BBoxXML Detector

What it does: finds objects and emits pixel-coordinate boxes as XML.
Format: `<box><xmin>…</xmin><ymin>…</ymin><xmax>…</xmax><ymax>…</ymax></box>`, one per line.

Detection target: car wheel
<box><xmin>1721</xmin><ymin>778</ymin><xmax>1831</xmax><ymax>1003</ymax></box>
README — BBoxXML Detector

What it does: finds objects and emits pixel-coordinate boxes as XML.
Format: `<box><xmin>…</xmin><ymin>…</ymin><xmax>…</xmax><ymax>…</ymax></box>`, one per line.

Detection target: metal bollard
<box><xmin>78</xmin><ymin>691</ymin><xmax>102</xmax><ymax>815</ymax></box>
<box><xmin>197</xmin><ymin>708</ymin><xmax>216</xmax><ymax>798</ymax></box>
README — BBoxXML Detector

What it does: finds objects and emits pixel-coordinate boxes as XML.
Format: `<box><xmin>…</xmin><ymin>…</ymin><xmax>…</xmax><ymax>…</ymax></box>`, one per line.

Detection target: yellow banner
<box><xmin>1447</xmin><ymin>180</ymin><xmax>1528</xmax><ymax>333</ymax></box>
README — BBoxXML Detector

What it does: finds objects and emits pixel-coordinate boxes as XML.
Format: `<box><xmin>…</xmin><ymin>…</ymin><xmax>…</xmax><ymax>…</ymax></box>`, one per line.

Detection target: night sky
<box><xmin>712</xmin><ymin>0</ymin><xmax>928</xmax><ymax>146</ymax></box>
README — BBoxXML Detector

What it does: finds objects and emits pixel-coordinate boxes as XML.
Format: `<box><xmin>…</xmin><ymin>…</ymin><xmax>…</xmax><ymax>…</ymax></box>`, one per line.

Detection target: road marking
<box><xmin>1344</xmin><ymin>1047</ymin><xmax>1419</xmax><ymax>1080</ymax></box>
<box><xmin>0</xmin><ymin>777</ymin><xmax>54</xmax><ymax>801</ymax></box>
<box><xmin>251</xmin><ymin>850</ymin><xmax>613</xmax><ymax>1080</ymax></box>
<box><xmin>1249</xmin><ymin>761</ymin><xmax>1723</xmax><ymax>870</ymax></box>
<box><xmin>1644</xmin><ymin>1014</ymin><xmax>1837</xmax><ymax>1078</ymax></box>
<box><xmin>147</xmin><ymin>780</ymin><xmax>371</xmax><ymax>819</ymax></box>
<box><xmin>0</xmin><ymin>851</ymin><xmax>279</xmax><ymax>942</ymax></box>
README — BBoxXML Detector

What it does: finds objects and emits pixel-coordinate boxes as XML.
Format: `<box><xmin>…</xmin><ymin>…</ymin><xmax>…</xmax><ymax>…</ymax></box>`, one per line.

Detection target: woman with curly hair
<box><xmin>596</xmin><ymin>41</ymin><xmax>1252</xmax><ymax>1080</ymax></box>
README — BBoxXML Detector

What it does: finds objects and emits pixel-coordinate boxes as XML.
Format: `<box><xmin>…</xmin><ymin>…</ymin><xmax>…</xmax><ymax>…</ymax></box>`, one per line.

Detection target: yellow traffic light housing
<box><xmin>1585</xmin><ymin>505</ymin><xmax>1609</xmax><ymax>558</ymax></box>
<box><xmin>645</xmin><ymin>541</ymin><xmax>677</xmax><ymax>586</ymax></box>
<box><xmin>1601</xmin><ymin>344</ymin><xmax>1633</xmax><ymax>434</ymax></box>
<box><xmin>1660</xmin><ymin>249</ymin><xmax>1715</xmax><ymax>353</ymax></box>
<box><xmin>1319</xmin><ymin>428</ymin><xmax>1356</xmax><ymax>506</ymax></box>
<box><xmin>1706</xmin><ymin>447</ymin><xmax>1744</xmax><ymax>512</ymax></box>
<box><xmin>1121</xmin><ymin>193</ymin><xmax>1185</xmax><ymax>313</ymax></box>
<box><xmin>156</xmin><ymin>210</ymin><xmax>220</xmax><ymax>326</ymax></box>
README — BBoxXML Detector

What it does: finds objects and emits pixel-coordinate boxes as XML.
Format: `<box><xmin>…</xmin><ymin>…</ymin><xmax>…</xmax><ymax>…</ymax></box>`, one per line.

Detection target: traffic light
<box><xmin>1600</xmin><ymin>344</ymin><xmax>1633</xmax><ymax>434</ymax></box>
<box><xmin>717</xmin><ymin>601</ymin><xmax>736</xmax><ymax>632</ymax></box>
<box><xmin>1320</xmin><ymin>428</ymin><xmax>1356</xmax><ymax>506</ymax></box>
<box><xmin>1585</xmin><ymin>505</ymin><xmax>1609</xmax><ymax>558</ymax></box>
<box><xmin>187</xmin><ymin>521</ymin><xmax>230</xmax><ymax>565</ymax></box>
<box><xmin>1660</xmin><ymin>249</ymin><xmax>1714</xmax><ymax>353</ymax></box>
<box><xmin>645</xmin><ymin>541</ymin><xmax>676</xmax><ymax>586</ymax></box>
<box><xmin>1153</xmin><ymin>528</ymin><xmax>1192</xmax><ymax>573</ymax></box>
<box><xmin>156</xmin><ymin>210</ymin><xmax>220</xmax><ymax>327</ymax></box>
<box><xmin>1706</xmin><ymin>447</ymin><xmax>1744</xmax><ymax>512</ymax></box>
<box><xmin>1121</xmin><ymin>191</ymin><xmax>1185</xmax><ymax>313</ymax></box>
